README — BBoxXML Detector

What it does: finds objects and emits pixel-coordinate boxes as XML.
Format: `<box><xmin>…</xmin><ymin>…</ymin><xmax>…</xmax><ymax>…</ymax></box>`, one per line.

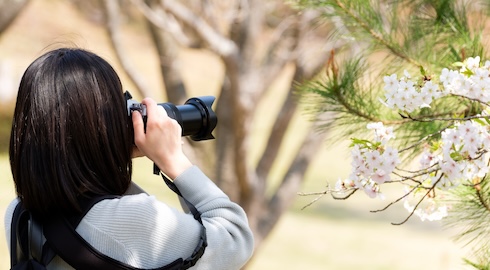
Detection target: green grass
<box><xmin>249</xmin><ymin>211</ymin><xmax>468</xmax><ymax>270</ymax></box>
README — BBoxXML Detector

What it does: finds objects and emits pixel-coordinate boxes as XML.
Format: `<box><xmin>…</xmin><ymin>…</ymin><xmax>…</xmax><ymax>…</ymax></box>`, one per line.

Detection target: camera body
<box><xmin>125</xmin><ymin>91</ymin><xmax>217</xmax><ymax>141</ymax></box>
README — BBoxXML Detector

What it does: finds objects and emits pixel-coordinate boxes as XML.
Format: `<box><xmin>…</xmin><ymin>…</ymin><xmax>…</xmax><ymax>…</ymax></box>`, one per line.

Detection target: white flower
<box><xmin>470</xmin><ymin>68</ymin><xmax>489</xmax><ymax>84</ymax></box>
<box><xmin>403</xmin><ymin>191</ymin><xmax>449</xmax><ymax>222</ymax></box>
<box><xmin>485</xmin><ymin>60</ymin><xmax>490</xmax><ymax>68</ymax></box>
<box><xmin>403</xmin><ymin>69</ymin><xmax>411</xmax><ymax>79</ymax></box>
<box><xmin>367</xmin><ymin>122</ymin><xmax>395</xmax><ymax>144</ymax></box>
<box><xmin>354</xmin><ymin>160</ymin><xmax>372</xmax><ymax>178</ymax></box>
<box><xmin>393</xmin><ymin>92</ymin><xmax>410</xmax><ymax>111</ymax></box>
<box><xmin>416</xmin><ymin>205</ymin><xmax>448</xmax><ymax>222</ymax></box>
<box><xmin>458</xmin><ymin>120</ymin><xmax>478</xmax><ymax>135</ymax></box>
<box><xmin>462</xmin><ymin>79</ymin><xmax>477</xmax><ymax>99</ymax></box>
<box><xmin>381</xmin><ymin>146</ymin><xmax>400</xmax><ymax>172</ymax></box>
<box><xmin>480</xmin><ymin>127</ymin><xmax>490</xmax><ymax>151</ymax></box>
<box><xmin>420</xmin><ymin>80</ymin><xmax>441</xmax><ymax>100</ymax></box>
<box><xmin>367</xmin><ymin>122</ymin><xmax>384</xmax><ymax>130</ymax></box>
<box><xmin>465</xmin><ymin>56</ymin><xmax>480</xmax><ymax>71</ymax></box>
<box><xmin>462</xmin><ymin>132</ymin><xmax>480</xmax><ymax>158</ymax></box>
<box><xmin>335</xmin><ymin>178</ymin><xmax>343</xmax><ymax>190</ymax></box>
<box><xmin>440</xmin><ymin>68</ymin><xmax>451</xmax><ymax>84</ymax></box>
<box><xmin>408</xmin><ymin>89</ymin><xmax>427</xmax><ymax>112</ymax></box>
<box><xmin>472</xmin><ymin>155</ymin><xmax>489</xmax><ymax>178</ymax></box>
<box><xmin>383</xmin><ymin>74</ymin><xmax>399</xmax><ymax>92</ymax></box>
<box><xmin>365</xmin><ymin>150</ymin><xmax>383</xmax><ymax>170</ymax></box>
<box><xmin>398</xmin><ymin>79</ymin><xmax>415</xmax><ymax>92</ymax></box>
<box><xmin>441</xmin><ymin>128</ymin><xmax>463</xmax><ymax>155</ymax></box>
<box><xmin>440</xmin><ymin>69</ymin><xmax>462</xmax><ymax>94</ymax></box>
<box><xmin>438</xmin><ymin>159</ymin><xmax>463</xmax><ymax>189</ymax></box>
<box><xmin>380</xmin><ymin>94</ymin><xmax>396</xmax><ymax>109</ymax></box>
<box><xmin>350</xmin><ymin>144</ymin><xmax>364</xmax><ymax>166</ymax></box>
<box><xmin>371</xmin><ymin>169</ymin><xmax>390</xmax><ymax>184</ymax></box>
<box><xmin>419</xmin><ymin>150</ymin><xmax>439</xmax><ymax>169</ymax></box>
<box><xmin>362</xmin><ymin>181</ymin><xmax>385</xmax><ymax>200</ymax></box>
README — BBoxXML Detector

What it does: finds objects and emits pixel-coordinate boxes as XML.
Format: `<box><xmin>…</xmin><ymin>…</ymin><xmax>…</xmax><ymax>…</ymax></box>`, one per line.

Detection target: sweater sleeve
<box><xmin>173</xmin><ymin>166</ymin><xmax>255</xmax><ymax>270</ymax></box>
<box><xmin>3</xmin><ymin>166</ymin><xmax>254</xmax><ymax>270</ymax></box>
<box><xmin>4</xmin><ymin>197</ymin><xmax>19</xmax><ymax>256</ymax></box>
<box><xmin>77</xmin><ymin>166</ymin><xmax>254</xmax><ymax>270</ymax></box>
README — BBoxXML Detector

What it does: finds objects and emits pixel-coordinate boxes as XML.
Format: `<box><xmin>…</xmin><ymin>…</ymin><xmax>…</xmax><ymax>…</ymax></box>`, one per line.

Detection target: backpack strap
<box><xmin>13</xmin><ymin>175</ymin><xmax>207</xmax><ymax>270</ymax></box>
<box><xmin>43</xmin><ymin>214</ymin><xmax>137</xmax><ymax>269</ymax></box>
<box><xmin>40</xmin><ymin>195</ymin><xmax>130</xmax><ymax>269</ymax></box>
<box><xmin>29</xmin><ymin>210</ymin><xmax>45</xmax><ymax>263</ymax></box>
<box><xmin>10</xmin><ymin>202</ymin><xmax>25</xmax><ymax>267</ymax></box>
<box><xmin>10</xmin><ymin>196</ymin><xmax>119</xmax><ymax>269</ymax></box>
<box><xmin>43</xmin><ymin>176</ymin><xmax>207</xmax><ymax>270</ymax></box>
<box><xmin>159</xmin><ymin>172</ymin><xmax>207</xmax><ymax>269</ymax></box>
<box><xmin>10</xmin><ymin>201</ymin><xmax>52</xmax><ymax>269</ymax></box>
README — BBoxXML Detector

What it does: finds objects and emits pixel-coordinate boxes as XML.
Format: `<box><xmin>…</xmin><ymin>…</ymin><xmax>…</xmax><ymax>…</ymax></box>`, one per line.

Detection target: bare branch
<box><xmin>159</xmin><ymin>0</ymin><xmax>238</xmax><ymax>57</ymax></box>
<box><xmin>255</xmin><ymin>89</ymin><xmax>298</xmax><ymax>180</ymax></box>
<box><xmin>0</xmin><ymin>0</ymin><xmax>30</xmax><ymax>37</ymax></box>
<box><xmin>130</xmin><ymin>0</ymin><xmax>193</xmax><ymax>47</ymax></box>
<box><xmin>257</xmin><ymin>121</ymin><xmax>329</xmax><ymax>238</ymax></box>
<box><xmin>299</xmin><ymin>190</ymin><xmax>328</xmax><ymax>210</ymax></box>
<box><xmin>256</xmin><ymin>46</ymin><xmax>333</xmax><ymax>180</ymax></box>
<box><xmin>299</xmin><ymin>186</ymin><xmax>358</xmax><ymax>210</ymax></box>
<box><xmin>392</xmin><ymin>177</ymin><xmax>441</xmax><ymax>225</ymax></box>
<box><xmin>370</xmin><ymin>184</ymin><xmax>419</xmax><ymax>213</ymax></box>
<box><xmin>101</xmin><ymin>0</ymin><xmax>151</xmax><ymax>97</ymax></box>
<box><xmin>267</xmin><ymin>16</ymin><xmax>297</xmax><ymax>53</ymax></box>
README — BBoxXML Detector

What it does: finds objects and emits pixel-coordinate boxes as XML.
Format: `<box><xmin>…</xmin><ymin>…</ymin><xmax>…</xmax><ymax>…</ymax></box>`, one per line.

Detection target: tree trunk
<box><xmin>0</xmin><ymin>0</ymin><xmax>30</xmax><ymax>38</ymax></box>
<box><xmin>144</xmin><ymin>0</ymin><xmax>187</xmax><ymax>104</ymax></box>
<box><xmin>94</xmin><ymin>0</ymin><xmax>338</xmax><ymax>259</ymax></box>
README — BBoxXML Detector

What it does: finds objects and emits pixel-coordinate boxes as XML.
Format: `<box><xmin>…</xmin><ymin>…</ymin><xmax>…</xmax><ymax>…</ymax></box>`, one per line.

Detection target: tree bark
<box><xmin>0</xmin><ymin>0</ymin><xmax>30</xmax><ymax>38</ymax></box>
<box><xmin>101</xmin><ymin>0</ymin><xmax>152</xmax><ymax>98</ymax></box>
<box><xmin>145</xmin><ymin>12</ymin><xmax>187</xmax><ymax>104</ymax></box>
<box><xmin>97</xmin><ymin>0</ymin><xmax>338</xmax><ymax>258</ymax></box>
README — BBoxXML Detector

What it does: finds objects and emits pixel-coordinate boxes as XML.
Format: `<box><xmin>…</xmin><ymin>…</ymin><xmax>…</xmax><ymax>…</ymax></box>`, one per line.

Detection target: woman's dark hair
<box><xmin>9</xmin><ymin>48</ymin><xmax>133</xmax><ymax>217</ymax></box>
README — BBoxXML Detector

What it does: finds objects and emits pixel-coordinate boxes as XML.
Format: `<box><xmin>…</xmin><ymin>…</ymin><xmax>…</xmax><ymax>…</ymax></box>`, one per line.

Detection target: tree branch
<box><xmin>392</xmin><ymin>177</ymin><xmax>441</xmax><ymax>225</ymax></box>
<box><xmin>258</xmin><ymin>119</ymin><xmax>329</xmax><ymax>238</ymax></box>
<box><xmin>255</xmin><ymin>10</ymin><xmax>338</xmax><ymax>180</ymax></box>
<box><xmin>256</xmin><ymin>87</ymin><xmax>298</xmax><ymax>180</ymax></box>
<box><xmin>0</xmin><ymin>0</ymin><xmax>30</xmax><ymax>38</ymax></box>
<box><xmin>333</xmin><ymin>0</ymin><xmax>423</xmax><ymax>69</ymax></box>
<box><xmin>158</xmin><ymin>0</ymin><xmax>238</xmax><ymax>57</ymax></box>
<box><xmin>130</xmin><ymin>0</ymin><xmax>193</xmax><ymax>47</ymax></box>
<box><xmin>102</xmin><ymin>0</ymin><xmax>151</xmax><ymax>97</ymax></box>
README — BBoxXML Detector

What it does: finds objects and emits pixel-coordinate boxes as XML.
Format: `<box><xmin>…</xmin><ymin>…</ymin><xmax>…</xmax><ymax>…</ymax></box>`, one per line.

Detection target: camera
<box><xmin>125</xmin><ymin>91</ymin><xmax>217</xmax><ymax>141</ymax></box>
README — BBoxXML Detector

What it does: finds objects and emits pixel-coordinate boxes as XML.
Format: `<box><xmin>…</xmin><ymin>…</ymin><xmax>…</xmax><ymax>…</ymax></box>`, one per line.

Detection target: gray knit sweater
<box><xmin>4</xmin><ymin>166</ymin><xmax>254</xmax><ymax>269</ymax></box>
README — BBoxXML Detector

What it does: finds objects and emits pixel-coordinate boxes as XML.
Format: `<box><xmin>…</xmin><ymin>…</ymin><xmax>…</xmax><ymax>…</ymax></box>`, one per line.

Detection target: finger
<box><xmin>132</xmin><ymin>111</ymin><xmax>145</xmax><ymax>143</ymax></box>
<box><xmin>156</xmin><ymin>105</ymin><xmax>167</xmax><ymax>118</ymax></box>
<box><xmin>142</xmin><ymin>98</ymin><xmax>167</xmax><ymax>119</ymax></box>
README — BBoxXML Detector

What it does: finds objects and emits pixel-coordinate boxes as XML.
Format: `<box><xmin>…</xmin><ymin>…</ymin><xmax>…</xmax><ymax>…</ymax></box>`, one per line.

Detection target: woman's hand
<box><xmin>132</xmin><ymin>98</ymin><xmax>192</xmax><ymax>180</ymax></box>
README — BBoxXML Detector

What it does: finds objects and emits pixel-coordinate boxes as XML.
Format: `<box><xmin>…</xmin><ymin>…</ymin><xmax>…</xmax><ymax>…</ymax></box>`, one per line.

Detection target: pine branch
<box><xmin>333</xmin><ymin>0</ymin><xmax>423</xmax><ymax>69</ymax></box>
<box><xmin>445</xmin><ymin>177</ymin><xmax>490</xmax><ymax>263</ymax></box>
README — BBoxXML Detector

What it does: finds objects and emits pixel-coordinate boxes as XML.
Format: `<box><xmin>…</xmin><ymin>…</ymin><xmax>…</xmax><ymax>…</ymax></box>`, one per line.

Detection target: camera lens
<box><xmin>126</xmin><ymin>91</ymin><xmax>217</xmax><ymax>141</ymax></box>
<box><xmin>159</xmin><ymin>96</ymin><xmax>217</xmax><ymax>141</ymax></box>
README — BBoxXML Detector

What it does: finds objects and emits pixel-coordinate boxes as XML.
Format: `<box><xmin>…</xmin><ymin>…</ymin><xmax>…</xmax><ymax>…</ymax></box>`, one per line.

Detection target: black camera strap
<box><xmin>157</xmin><ymin>172</ymin><xmax>208</xmax><ymax>268</ymax></box>
<box><xmin>11</xmin><ymin>173</ymin><xmax>207</xmax><ymax>270</ymax></box>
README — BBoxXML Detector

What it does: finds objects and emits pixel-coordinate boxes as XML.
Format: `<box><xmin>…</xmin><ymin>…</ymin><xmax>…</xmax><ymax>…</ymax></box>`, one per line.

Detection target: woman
<box><xmin>4</xmin><ymin>47</ymin><xmax>254</xmax><ymax>269</ymax></box>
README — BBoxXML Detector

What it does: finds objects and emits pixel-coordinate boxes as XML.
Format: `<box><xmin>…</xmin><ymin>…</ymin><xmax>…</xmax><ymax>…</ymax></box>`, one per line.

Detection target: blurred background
<box><xmin>0</xmin><ymin>0</ymin><xmax>471</xmax><ymax>269</ymax></box>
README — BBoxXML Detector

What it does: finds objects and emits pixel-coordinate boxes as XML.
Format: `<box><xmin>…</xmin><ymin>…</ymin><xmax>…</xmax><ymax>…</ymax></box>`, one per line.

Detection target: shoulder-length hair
<box><xmin>9</xmin><ymin>48</ymin><xmax>134</xmax><ymax>217</ymax></box>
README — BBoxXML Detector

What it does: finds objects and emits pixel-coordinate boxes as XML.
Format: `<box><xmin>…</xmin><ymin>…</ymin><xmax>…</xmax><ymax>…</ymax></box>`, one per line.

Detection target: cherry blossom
<box><xmin>339</xmin><ymin>56</ymin><xmax>490</xmax><ymax>222</ymax></box>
